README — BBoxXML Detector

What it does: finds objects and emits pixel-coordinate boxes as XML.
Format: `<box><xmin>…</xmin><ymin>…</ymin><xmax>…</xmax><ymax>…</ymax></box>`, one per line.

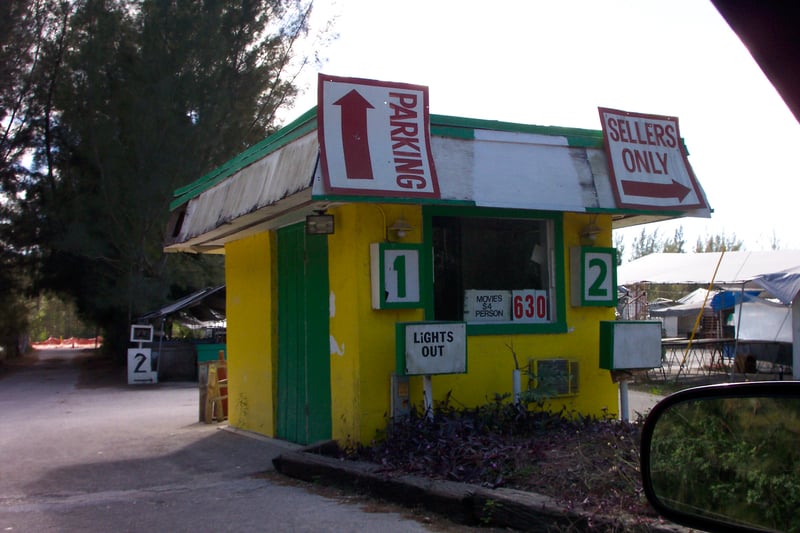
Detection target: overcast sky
<box><xmin>283</xmin><ymin>0</ymin><xmax>800</xmax><ymax>256</ymax></box>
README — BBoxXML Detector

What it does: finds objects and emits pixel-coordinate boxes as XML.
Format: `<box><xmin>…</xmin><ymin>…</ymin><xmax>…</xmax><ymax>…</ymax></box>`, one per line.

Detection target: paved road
<box><xmin>0</xmin><ymin>349</ymin><xmax>464</xmax><ymax>533</ymax></box>
<box><xmin>626</xmin><ymin>389</ymin><xmax>664</xmax><ymax>419</ymax></box>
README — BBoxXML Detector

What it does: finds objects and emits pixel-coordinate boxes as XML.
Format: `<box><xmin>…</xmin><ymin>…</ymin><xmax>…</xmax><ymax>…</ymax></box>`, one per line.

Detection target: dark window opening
<box><xmin>432</xmin><ymin>216</ymin><xmax>553</xmax><ymax>324</ymax></box>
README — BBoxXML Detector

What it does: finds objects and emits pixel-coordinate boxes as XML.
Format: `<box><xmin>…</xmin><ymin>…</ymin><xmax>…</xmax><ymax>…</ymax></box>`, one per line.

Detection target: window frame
<box><xmin>421</xmin><ymin>206</ymin><xmax>566</xmax><ymax>336</ymax></box>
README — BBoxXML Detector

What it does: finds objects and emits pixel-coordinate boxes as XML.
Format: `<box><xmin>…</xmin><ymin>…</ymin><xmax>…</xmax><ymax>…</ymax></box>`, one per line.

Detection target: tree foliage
<box><xmin>0</xmin><ymin>0</ymin><xmax>66</xmax><ymax>355</ymax></box>
<box><xmin>651</xmin><ymin>397</ymin><xmax>800</xmax><ymax>531</ymax></box>
<box><xmin>2</xmin><ymin>0</ymin><xmax>322</xmax><ymax>354</ymax></box>
<box><xmin>694</xmin><ymin>232</ymin><xmax>744</xmax><ymax>253</ymax></box>
<box><xmin>620</xmin><ymin>225</ymin><xmax>743</xmax><ymax>263</ymax></box>
<box><xmin>628</xmin><ymin>226</ymin><xmax>687</xmax><ymax>261</ymax></box>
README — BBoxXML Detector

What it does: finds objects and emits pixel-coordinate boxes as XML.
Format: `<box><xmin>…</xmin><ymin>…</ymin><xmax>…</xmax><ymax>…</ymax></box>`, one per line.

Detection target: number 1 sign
<box><xmin>370</xmin><ymin>243</ymin><xmax>423</xmax><ymax>309</ymax></box>
<box><xmin>570</xmin><ymin>247</ymin><xmax>618</xmax><ymax>307</ymax></box>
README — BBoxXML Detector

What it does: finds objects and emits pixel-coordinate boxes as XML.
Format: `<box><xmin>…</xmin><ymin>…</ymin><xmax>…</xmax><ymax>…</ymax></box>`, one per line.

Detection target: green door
<box><xmin>276</xmin><ymin>223</ymin><xmax>331</xmax><ymax>444</ymax></box>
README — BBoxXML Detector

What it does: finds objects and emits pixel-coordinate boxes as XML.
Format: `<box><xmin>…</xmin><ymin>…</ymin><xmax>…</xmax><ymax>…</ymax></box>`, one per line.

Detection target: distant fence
<box><xmin>30</xmin><ymin>336</ymin><xmax>103</xmax><ymax>350</ymax></box>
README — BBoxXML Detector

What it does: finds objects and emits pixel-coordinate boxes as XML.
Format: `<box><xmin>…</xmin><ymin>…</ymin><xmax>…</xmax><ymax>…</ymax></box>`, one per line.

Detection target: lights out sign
<box><xmin>397</xmin><ymin>322</ymin><xmax>467</xmax><ymax>376</ymax></box>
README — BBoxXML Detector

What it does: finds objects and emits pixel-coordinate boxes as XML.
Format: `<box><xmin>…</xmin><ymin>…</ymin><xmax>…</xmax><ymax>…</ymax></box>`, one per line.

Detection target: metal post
<box><xmin>423</xmin><ymin>375</ymin><xmax>433</xmax><ymax>420</ymax></box>
<box><xmin>619</xmin><ymin>380</ymin><xmax>630</xmax><ymax>422</ymax></box>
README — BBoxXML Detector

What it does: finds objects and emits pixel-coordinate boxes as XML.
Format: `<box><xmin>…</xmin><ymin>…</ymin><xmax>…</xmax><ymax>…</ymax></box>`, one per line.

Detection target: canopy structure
<box><xmin>749</xmin><ymin>266</ymin><xmax>800</xmax><ymax>305</ymax></box>
<box><xmin>617</xmin><ymin>251</ymin><xmax>800</xmax><ymax>288</ymax></box>
<box><xmin>138</xmin><ymin>286</ymin><xmax>226</xmax><ymax>328</ymax></box>
<box><xmin>649</xmin><ymin>288</ymin><xmax>719</xmax><ymax>318</ymax></box>
<box><xmin>618</xmin><ymin>251</ymin><xmax>800</xmax><ymax>377</ymax></box>
<box><xmin>165</xmin><ymin>109</ymin><xmax>712</xmax><ymax>254</ymax></box>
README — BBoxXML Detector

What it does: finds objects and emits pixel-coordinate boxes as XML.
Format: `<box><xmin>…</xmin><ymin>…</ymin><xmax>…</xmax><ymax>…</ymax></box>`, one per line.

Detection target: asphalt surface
<box><xmin>0</xmin><ymin>349</ymin><xmax>471</xmax><ymax>533</ymax></box>
<box><xmin>626</xmin><ymin>389</ymin><xmax>664</xmax><ymax>418</ymax></box>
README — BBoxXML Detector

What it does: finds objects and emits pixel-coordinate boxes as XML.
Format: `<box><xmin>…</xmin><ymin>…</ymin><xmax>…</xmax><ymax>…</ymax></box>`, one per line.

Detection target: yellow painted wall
<box><xmin>403</xmin><ymin>212</ymin><xmax>617</xmax><ymax>424</ymax></box>
<box><xmin>327</xmin><ymin>203</ymin><xmax>424</xmax><ymax>445</ymax></box>
<box><xmin>325</xmin><ymin>204</ymin><xmax>618</xmax><ymax>445</ymax></box>
<box><xmin>225</xmin><ymin>231</ymin><xmax>277</xmax><ymax>436</ymax></box>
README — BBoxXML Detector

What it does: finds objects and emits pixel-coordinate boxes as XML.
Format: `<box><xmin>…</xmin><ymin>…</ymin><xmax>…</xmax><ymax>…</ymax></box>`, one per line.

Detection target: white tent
<box><xmin>618</xmin><ymin>251</ymin><xmax>800</xmax><ymax>377</ymax></box>
<box><xmin>617</xmin><ymin>250</ymin><xmax>800</xmax><ymax>286</ymax></box>
<box><xmin>750</xmin><ymin>265</ymin><xmax>800</xmax><ymax>305</ymax></box>
<box><xmin>649</xmin><ymin>288</ymin><xmax>718</xmax><ymax>317</ymax></box>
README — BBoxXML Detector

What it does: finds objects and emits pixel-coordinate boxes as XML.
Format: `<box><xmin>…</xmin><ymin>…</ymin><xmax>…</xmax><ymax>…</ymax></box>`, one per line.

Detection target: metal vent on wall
<box><xmin>530</xmin><ymin>358</ymin><xmax>579</xmax><ymax>396</ymax></box>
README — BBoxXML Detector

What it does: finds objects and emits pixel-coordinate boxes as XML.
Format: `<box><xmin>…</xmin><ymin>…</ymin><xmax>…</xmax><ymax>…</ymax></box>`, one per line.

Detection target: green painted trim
<box><xmin>170</xmin><ymin>107</ymin><xmax>319</xmax><ymax>210</ymax></box>
<box><xmin>467</xmin><ymin>321</ymin><xmax>568</xmax><ymax>336</ymax></box>
<box><xmin>430</xmin><ymin>125</ymin><xmax>475</xmax><ymax>140</ymax></box>
<box><xmin>421</xmin><ymin>206</ymin><xmax>567</xmax><ymax>336</ymax></box>
<box><xmin>586</xmin><ymin>207</ymin><xmax>692</xmax><ymax>217</ymax></box>
<box><xmin>430</xmin><ymin>114</ymin><xmax>604</xmax><ymax>148</ymax></box>
<box><xmin>395</xmin><ymin>322</ymin><xmax>406</xmax><ymax>375</ymax></box>
<box><xmin>311</xmin><ymin>193</ymin><xmax>476</xmax><ymax>207</ymax></box>
<box><xmin>170</xmin><ymin>107</ymin><xmax>607</xmax><ymax>210</ymax></box>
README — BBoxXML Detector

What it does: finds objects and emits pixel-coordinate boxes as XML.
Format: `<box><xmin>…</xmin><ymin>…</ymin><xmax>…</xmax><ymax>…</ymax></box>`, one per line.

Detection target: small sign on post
<box><xmin>599</xmin><ymin>320</ymin><xmax>661</xmax><ymax>421</ymax></box>
<box><xmin>127</xmin><ymin>348</ymin><xmax>157</xmax><ymax>384</ymax></box>
<box><xmin>128</xmin><ymin>324</ymin><xmax>157</xmax><ymax>385</ymax></box>
<box><xmin>396</xmin><ymin>322</ymin><xmax>467</xmax><ymax>419</ymax></box>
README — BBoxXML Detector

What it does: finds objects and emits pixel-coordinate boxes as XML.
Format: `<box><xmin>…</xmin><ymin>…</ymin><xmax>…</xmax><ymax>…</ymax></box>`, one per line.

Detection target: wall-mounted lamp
<box><xmin>579</xmin><ymin>222</ymin><xmax>601</xmax><ymax>244</ymax></box>
<box><xmin>388</xmin><ymin>217</ymin><xmax>413</xmax><ymax>240</ymax></box>
<box><xmin>306</xmin><ymin>212</ymin><xmax>334</xmax><ymax>235</ymax></box>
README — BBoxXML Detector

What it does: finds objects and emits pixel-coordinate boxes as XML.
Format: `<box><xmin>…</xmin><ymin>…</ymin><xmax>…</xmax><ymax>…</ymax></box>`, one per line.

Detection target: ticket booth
<box><xmin>164</xmin><ymin>75</ymin><xmax>711</xmax><ymax>445</ymax></box>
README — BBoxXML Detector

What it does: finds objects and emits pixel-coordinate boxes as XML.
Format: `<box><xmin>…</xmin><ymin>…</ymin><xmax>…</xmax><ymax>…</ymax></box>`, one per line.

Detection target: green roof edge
<box><xmin>170</xmin><ymin>108</ymin><xmax>606</xmax><ymax>210</ymax></box>
<box><xmin>170</xmin><ymin>106</ymin><xmax>320</xmax><ymax>210</ymax></box>
<box><xmin>430</xmin><ymin>114</ymin><xmax>604</xmax><ymax>147</ymax></box>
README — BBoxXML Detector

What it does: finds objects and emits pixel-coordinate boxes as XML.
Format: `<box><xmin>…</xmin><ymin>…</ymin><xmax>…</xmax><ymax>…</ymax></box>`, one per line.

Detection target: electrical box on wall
<box><xmin>599</xmin><ymin>320</ymin><xmax>662</xmax><ymax>370</ymax></box>
<box><xmin>529</xmin><ymin>358</ymin><xmax>579</xmax><ymax>396</ymax></box>
<box><xmin>570</xmin><ymin>247</ymin><xmax>617</xmax><ymax>307</ymax></box>
<box><xmin>391</xmin><ymin>373</ymin><xmax>410</xmax><ymax>418</ymax></box>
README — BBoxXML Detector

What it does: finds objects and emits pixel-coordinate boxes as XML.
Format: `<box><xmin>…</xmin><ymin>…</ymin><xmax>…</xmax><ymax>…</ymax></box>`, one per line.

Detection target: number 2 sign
<box><xmin>570</xmin><ymin>247</ymin><xmax>617</xmax><ymax>307</ymax></box>
<box><xmin>127</xmin><ymin>348</ymin><xmax>158</xmax><ymax>384</ymax></box>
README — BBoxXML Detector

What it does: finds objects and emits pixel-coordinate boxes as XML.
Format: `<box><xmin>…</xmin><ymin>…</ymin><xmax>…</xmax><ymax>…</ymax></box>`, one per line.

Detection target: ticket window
<box><xmin>430</xmin><ymin>212</ymin><xmax>563</xmax><ymax>331</ymax></box>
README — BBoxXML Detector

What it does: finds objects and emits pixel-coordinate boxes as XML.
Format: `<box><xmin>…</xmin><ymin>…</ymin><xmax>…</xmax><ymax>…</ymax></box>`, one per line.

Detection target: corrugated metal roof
<box><xmin>171</xmin><ymin>107</ymin><xmax>319</xmax><ymax>210</ymax></box>
<box><xmin>170</xmin><ymin>109</ymin><xmax>607</xmax><ymax>210</ymax></box>
<box><xmin>166</xmin><ymin>108</ymin><xmax>710</xmax><ymax>253</ymax></box>
<box><xmin>169</xmin><ymin>130</ymin><xmax>319</xmax><ymax>247</ymax></box>
<box><xmin>138</xmin><ymin>285</ymin><xmax>225</xmax><ymax>323</ymax></box>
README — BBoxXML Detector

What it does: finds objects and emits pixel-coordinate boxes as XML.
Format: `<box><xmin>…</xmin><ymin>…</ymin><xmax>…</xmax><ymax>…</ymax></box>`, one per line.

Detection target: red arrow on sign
<box><xmin>334</xmin><ymin>89</ymin><xmax>374</xmax><ymax>180</ymax></box>
<box><xmin>621</xmin><ymin>179</ymin><xmax>692</xmax><ymax>201</ymax></box>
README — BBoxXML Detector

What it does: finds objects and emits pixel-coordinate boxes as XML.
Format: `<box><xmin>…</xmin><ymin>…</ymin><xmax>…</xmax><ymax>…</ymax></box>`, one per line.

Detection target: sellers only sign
<box><xmin>598</xmin><ymin>107</ymin><xmax>707</xmax><ymax>211</ymax></box>
<box><xmin>397</xmin><ymin>322</ymin><xmax>467</xmax><ymax>376</ymax></box>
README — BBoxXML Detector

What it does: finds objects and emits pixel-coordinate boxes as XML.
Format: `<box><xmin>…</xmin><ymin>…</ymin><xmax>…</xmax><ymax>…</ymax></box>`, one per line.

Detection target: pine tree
<box><xmin>10</xmin><ymin>0</ymin><xmax>321</xmax><ymax>354</ymax></box>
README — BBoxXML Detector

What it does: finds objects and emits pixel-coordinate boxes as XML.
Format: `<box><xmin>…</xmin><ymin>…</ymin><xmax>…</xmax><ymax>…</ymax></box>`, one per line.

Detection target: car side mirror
<box><xmin>640</xmin><ymin>381</ymin><xmax>800</xmax><ymax>533</ymax></box>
